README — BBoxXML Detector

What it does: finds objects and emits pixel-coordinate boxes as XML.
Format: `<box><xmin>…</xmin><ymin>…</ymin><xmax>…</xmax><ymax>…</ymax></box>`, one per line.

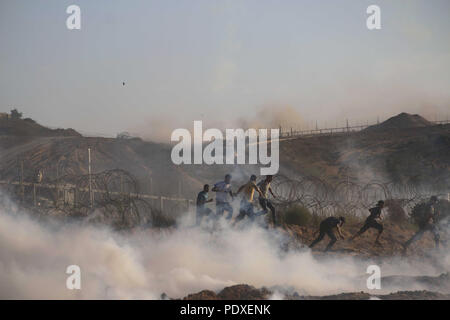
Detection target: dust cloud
<box><xmin>130</xmin><ymin>105</ymin><xmax>304</xmax><ymax>143</ymax></box>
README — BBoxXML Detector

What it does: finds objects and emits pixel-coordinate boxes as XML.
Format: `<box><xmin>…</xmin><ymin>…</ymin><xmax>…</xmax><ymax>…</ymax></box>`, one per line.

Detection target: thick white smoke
<box><xmin>0</xmin><ymin>201</ymin><xmax>449</xmax><ymax>299</ymax></box>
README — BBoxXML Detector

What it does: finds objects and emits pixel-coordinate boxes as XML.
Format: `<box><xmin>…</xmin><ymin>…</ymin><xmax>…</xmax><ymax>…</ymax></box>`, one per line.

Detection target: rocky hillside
<box><xmin>280</xmin><ymin>114</ymin><xmax>450</xmax><ymax>184</ymax></box>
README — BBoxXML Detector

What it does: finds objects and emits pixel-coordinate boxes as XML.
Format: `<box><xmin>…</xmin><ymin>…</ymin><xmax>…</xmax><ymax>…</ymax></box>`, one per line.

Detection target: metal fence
<box><xmin>0</xmin><ymin>169</ymin><xmax>193</xmax><ymax>228</ymax></box>
<box><xmin>278</xmin><ymin>120</ymin><xmax>450</xmax><ymax>139</ymax></box>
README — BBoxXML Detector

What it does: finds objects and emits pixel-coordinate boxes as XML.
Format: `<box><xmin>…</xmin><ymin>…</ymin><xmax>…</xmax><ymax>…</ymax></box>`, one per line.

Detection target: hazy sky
<box><xmin>1</xmin><ymin>0</ymin><xmax>449</xmax><ymax>139</ymax></box>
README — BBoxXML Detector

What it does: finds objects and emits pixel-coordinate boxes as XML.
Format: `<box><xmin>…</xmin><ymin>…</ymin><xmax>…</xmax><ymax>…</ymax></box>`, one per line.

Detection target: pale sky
<box><xmin>1</xmin><ymin>0</ymin><xmax>449</xmax><ymax>140</ymax></box>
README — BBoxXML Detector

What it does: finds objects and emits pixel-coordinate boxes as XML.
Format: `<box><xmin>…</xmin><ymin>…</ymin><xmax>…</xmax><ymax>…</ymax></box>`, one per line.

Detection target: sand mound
<box><xmin>365</xmin><ymin>113</ymin><xmax>432</xmax><ymax>132</ymax></box>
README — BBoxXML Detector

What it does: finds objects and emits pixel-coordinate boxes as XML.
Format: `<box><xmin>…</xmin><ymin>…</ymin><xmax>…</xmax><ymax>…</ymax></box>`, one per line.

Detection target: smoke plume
<box><xmin>0</xmin><ymin>200</ymin><xmax>449</xmax><ymax>299</ymax></box>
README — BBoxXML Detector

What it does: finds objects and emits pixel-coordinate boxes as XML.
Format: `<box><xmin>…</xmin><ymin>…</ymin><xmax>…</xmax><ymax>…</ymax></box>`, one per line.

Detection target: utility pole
<box><xmin>159</xmin><ymin>196</ymin><xmax>164</xmax><ymax>212</ymax></box>
<box><xmin>88</xmin><ymin>148</ymin><xmax>93</xmax><ymax>208</ymax></box>
<box><xmin>20</xmin><ymin>159</ymin><xmax>24</xmax><ymax>202</ymax></box>
<box><xmin>33</xmin><ymin>183</ymin><xmax>37</xmax><ymax>206</ymax></box>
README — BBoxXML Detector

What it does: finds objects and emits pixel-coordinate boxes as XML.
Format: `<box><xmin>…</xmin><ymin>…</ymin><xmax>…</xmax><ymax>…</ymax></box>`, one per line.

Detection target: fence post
<box><xmin>20</xmin><ymin>160</ymin><xmax>24</xmax><ymax>202</ymax></box>
<box><xmin>159</xmin><ymin>196</ymin><xmax>164</xmax><ymax>212</ymax></box>
<box><xmin>33</xmin><ymin>183</ymin><xmax>36</xmax><ymax>206</ymax></box>
<box><xmin>88</xmin><ymin>148</ymin><xmax>93</xmax><ymax>208</ymax></box>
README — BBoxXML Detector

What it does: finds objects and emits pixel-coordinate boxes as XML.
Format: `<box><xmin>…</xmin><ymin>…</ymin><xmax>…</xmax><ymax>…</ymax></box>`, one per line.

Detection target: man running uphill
<box><xmin>350</xmin><ymin>200</ymin><xmax>385</xmax><ymax>246</ymax></box>
<box><xmin>257</xmin><ymin>175</ymin><xmax>277</xmax><ymax>226</ymax></box>
<box><xmin>403</xmin><ymin>196</ymin><xmax>440</xmax><ymax>253</ymax></box>
<box><xmin>233</xmin><ymin>175</ymin><xmax>265</xmax><ymax>225</ymax></box>
<box><xmin>309</xmin><ymin>216</ymin><xmax>346</xmax><ymax>252</ymax></box>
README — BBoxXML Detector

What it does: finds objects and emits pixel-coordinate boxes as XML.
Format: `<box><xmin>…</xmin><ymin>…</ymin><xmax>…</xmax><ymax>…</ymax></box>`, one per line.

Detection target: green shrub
<box><xmin>283</xmin><ymin>205</ymin><xmax>312</xmax><ymax>226</ymax></box>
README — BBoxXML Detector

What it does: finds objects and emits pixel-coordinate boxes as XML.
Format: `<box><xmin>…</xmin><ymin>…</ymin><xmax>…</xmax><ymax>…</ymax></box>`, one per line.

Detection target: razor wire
<box><xmin>270</xmin><ymin>173</ymin><xmax>450</xmax><ymax>218</ymax></box>
<box><xmin>21</xmin><ymin>169</ymin><xmax>172</xmax><ymax>229</ymax></box>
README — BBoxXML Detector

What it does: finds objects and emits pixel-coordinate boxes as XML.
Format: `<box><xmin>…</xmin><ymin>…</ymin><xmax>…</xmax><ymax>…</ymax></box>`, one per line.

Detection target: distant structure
<box><xmin>0</xmin><ymin>112</ymin><xmax>10</xmax><ymax>120</ymax></box>
<box><xmin>116</xmin><ymin>132</ymin><xmax>141</xmax><ymax>141</ymax></box>
<box><xmin>10</xmin><ymin>109</ymin><xmax>22</xmax><ymax>119</ymax></box>
<box><xmin>117</xmin><ymin>132</ymin><xmax>133</xmax><ymax>139</ymax></box>
<box><xmin>1</xmin><ymin>109</ymin><xmax>23</xmax><ymax>120</ymax></box>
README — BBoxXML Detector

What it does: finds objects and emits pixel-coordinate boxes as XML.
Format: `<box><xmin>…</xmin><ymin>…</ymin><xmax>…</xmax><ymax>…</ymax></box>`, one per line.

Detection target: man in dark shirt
<box><xmin>196</xmin><ymin>184</ymin><xmax>213</xmax><ymax>225</ymax></box>
<box><xmin>309</xmin><ymin>216</ymin><xmax>346</xmax><ymax>252</ymax></box>
<box><xmin>403</xmin><ymin>196</ymin><xmax>440</xmax><ymax>252</ymax></box>
<box><xmin>350</xmin><ymin>200</ymin><xmax>385</xmax><ymax>245</ymax></box>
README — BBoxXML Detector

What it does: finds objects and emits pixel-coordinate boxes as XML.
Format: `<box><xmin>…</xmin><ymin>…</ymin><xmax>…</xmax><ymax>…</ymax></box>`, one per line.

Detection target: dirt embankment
<box><xmin>0</xmin><ymin>118</ymin><xmax>80</xmax><ymax>138</ymax></box>
<box><xmin>280</xmin><ymin>121</ymin><xmax>450</xmax><ymax>183</ymax></box>
<box><xmin>182</xmin><ymin>281</ymin><xmax>450</xmax><ymax>300</ymax></box>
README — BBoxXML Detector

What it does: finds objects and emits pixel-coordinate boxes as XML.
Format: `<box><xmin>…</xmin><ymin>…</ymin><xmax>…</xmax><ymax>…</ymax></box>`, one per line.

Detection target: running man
<box><xmin>233</xmin><ymin>175</ymin><xmax>265</xmax><ymax>225</ymax></box>
<box><xmin>403</xmin><ymin>196</ymin><xmax>440</xmax><ymax>252</ymax></box>
<box><xmin>211</xmin><ymin>174</ymin><xmax>234</xmax><ymax>219</ymax></box>
<box><xmin>350</xmin><ymin>200</ymin><xmax>385</xmax><ymax>245</ymax></box>
<box><xmin>196</xmin><ymin>184</ymin><xmax>213</xmax><ymax>225</ymax></box>
<box><xmin>309</xmin><ymin>216</ymin><xmax>346</xmax><ymax>252</ymax></box>
<box><xmin>256</xmin><ymin>175</ymin><xmax>277</xmax><ymax>225</ymax></box>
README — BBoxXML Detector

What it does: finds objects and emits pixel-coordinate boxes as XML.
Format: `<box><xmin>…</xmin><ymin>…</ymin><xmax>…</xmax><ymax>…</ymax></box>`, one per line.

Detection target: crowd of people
<box><xmin>196</xmin><ymin>175</ymin><xmax>444</xmax><ymax>253</ymax></box>
<box><xmin>309</xmin><ymin>196</ymin><xmax>443</xmax><ymax>252</ymax></box>
<box><xmin>195</xmin><ymin>174</ymin><xmax>277</xmax><ymax>227</ymax></box>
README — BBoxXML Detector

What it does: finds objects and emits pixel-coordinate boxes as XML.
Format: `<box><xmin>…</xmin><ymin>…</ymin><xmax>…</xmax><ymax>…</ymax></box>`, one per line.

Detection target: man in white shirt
<box><xmin>212</xmin><ymin>174</ymin><xmax>234</xmax><ymax>219</ymax></box>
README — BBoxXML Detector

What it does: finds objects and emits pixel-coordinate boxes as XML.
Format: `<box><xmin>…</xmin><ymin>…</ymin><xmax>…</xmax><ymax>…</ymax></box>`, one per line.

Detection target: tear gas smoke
<box><xmin>0</xmin><ymin>200</ymin><xmax>449</xmax><ymax>299</ymax></box>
